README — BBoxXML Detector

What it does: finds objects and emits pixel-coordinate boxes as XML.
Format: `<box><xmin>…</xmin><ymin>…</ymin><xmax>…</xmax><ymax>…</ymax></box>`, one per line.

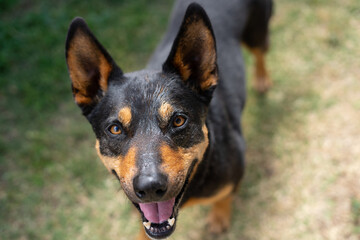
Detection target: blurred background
<box><xmin>0</xmin><ymin>0</ymin><xmax>359</xmax><ymax>239</ymax></box>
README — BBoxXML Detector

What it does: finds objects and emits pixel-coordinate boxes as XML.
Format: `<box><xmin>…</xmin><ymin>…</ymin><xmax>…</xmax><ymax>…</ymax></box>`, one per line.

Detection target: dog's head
<box><xmin>65</xmin><ymin>3</ymin><xmax>217</xmax><ymax>239</ymax></box>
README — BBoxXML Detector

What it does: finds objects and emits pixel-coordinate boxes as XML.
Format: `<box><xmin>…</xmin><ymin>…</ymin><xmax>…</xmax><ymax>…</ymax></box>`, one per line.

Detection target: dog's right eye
<box><xmin>108</xmin><ymin>125</ymin><xmax>122</xmax><ymax>135</ymax></box>
<box><xmin>173</xmin><ymin>116</ymin><xmax>186</xmax><ymax>127</ymax></box>
<box><xmin>172</xmin><ymin>114</ymin><xmax>188</xmax><ymax>128</ymax></box>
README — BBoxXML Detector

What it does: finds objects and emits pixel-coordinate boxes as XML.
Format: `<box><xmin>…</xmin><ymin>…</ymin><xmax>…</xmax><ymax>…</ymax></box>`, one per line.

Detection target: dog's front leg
<box><xmin>207</xmin><ymin>194</ymin><xmax>234</xmax><ymax>234</ymax></box>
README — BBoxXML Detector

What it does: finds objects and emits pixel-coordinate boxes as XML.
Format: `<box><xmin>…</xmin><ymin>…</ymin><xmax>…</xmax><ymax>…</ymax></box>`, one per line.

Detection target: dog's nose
<box><xmin>133</xmin><ymin>173</ymin><xmax>168</xmax><ymax>201</ymax></box>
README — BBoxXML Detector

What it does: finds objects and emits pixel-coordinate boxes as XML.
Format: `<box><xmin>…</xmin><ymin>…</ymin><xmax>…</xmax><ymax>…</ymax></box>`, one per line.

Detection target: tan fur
<box><xmin>189</xmin><ymin>125</ymin><xmax>209</xmax><ymax>181</ymax></box>
<box><xmin>200</xmin><ymin>73</ymin><xmax>218</xmax><ymax>91</ymax></box>
<box><xmin>250</xmin><ymin>47</ymin><xmax>272</xmax><ymax>93</ymax></box>
<box><xmin>160</xmin><ymin>125</ymin><xmax>209</xmax><ymax>197</ymax></box>
<box><xmin>174</xmin><ymin>52</ymin><xmax>192</xmax><ymax>81</ymax></box>
<box><xmin>137</xmin><ymin>225</ymin><xmax>150</xmax><ymax>240</ymax></box>
<box><xmin>182</xmin><ymin>184</ymin><xmax>234</xmax><ymax>208</ymax></box>
<box><xmin>67</xmin><ymin>31</ymin><xmax>112</xmax><ymax>105</ymax></box>
<box><xmin>118</xmin><ymin>107</ymin><xmax>132</xmax><ymax>128</ymax></box>
<box><xmin>207</xmin><ymin>193</ymin><xmax>234</xmax><ymax>234</ymax></box>
<box><xmin>95</xmin><ymin>140</ymin><xmax>138</xmax><ymax>197</ymax></box>
<box><xmin>95</xmin><ymin>140</ymin><xmax>120</xmax><ymax>172</ymax></box>
<box><xmin>182</xmin><ymin>184</ymin><xmax>234</xmax><ymax>234</ymax></box>
<box><xmin>158</xmin><ymin>102</ymin><xmax>174</xmax><ymax>123</ymax></box>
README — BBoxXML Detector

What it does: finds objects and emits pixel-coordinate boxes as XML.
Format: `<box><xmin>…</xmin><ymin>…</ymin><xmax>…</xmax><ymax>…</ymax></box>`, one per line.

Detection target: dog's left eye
<box><xmin>108</xmin><ymin>125</ymin><xmax>122</xmax><ymax>135</ymax></box>
<box><xmin>173</xmin><ymin>115</ymin><xmax>187</xmax><ymax>128</ymax></box>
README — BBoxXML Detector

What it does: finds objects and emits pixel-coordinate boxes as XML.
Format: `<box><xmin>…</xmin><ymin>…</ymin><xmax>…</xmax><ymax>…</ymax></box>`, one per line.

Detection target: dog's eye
<box><xmin>173</xmin><ymin>115</ymin><xmax>186</xmax><ymax>128</ymax></box>
<box><xmin>108</xmin><ymin>125</ymin><xmax>122</xmax><ymax>135</ymax></box>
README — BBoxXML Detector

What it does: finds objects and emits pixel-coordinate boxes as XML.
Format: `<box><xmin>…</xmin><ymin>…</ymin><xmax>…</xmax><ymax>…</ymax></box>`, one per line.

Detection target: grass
<box><xmin>1</xmin><ymin>0</ymin><xmax>359</xmax><ymax>239</ymax></box>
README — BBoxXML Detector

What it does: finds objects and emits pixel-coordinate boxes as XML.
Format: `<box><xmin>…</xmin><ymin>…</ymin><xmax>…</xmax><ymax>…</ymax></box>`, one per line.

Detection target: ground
<box><xmin>0</xmin><ymin>0</ymin><xmax>359</xmax><ymax>239</ymax></box>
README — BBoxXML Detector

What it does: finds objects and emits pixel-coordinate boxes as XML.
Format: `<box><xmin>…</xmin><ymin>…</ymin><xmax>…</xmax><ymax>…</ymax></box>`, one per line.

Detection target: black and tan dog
<box><xmin>65</xmin><ymin>0</ymin><xmax>272</xmax><ymax>239</ymax></box>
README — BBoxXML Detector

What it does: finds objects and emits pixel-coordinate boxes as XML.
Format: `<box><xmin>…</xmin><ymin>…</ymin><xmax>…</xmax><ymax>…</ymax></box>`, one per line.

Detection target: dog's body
<box><xmin>148</xmin><ymin>0</ymin><xmax>272</xmax><ymax>206</ymax></box>
<box><xmin>66</xmin><ymin>0</ymin><xmax>272</xmax><ymax>239</ymax></box>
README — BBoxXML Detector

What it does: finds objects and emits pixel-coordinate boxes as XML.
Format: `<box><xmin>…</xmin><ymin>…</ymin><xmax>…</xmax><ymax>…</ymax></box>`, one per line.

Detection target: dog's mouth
<box><xmin>132</xmin><ymin>181</ymin><xmax>186</xmax><ymax>239</ymax></box>
<box><xmin>131</xmin><ymin>160</ymin><xmax>196</xmax><ymax>239</ymax></box>
<box><xmin>135</xmin><ymin>198</ymin><xmax>176</xmax><ymax>239</ymax></box>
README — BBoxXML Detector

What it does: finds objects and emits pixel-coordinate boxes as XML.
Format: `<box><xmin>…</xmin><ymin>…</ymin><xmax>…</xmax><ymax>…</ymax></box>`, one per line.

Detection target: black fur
<box><xmin>90</xmin><ymin>70</ymin><xmax>208</xmax><ymax>158</ymax></box>
<box><xmin>242</xmin><ymin>0</ymin><xmax>273</xmax><ymax>50</ymax></box>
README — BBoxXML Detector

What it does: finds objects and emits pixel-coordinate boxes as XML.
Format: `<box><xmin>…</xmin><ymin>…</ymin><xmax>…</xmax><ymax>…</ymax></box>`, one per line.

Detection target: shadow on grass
<box><xmin>227</xmin><ymin>76</ymin><xmax>318</xmax><ymax>239</ymax></box>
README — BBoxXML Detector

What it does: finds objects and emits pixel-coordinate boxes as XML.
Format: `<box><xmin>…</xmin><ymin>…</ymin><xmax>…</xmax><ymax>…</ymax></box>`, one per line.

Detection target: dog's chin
<box><xmin>131</xmin><ymin>181</ymin><xmax>188</xmax><ymax>239</ymax></box>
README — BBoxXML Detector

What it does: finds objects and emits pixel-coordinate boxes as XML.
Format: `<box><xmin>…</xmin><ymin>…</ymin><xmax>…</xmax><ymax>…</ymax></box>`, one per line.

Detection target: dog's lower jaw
<box><xmin>147</xmin><ymin>235</ymin><xmax>172</xmax><ymax>240</ymax></box>
<box><xmin>144</xmin><ymin>220</ymin><xmax>177</xmax><ymax>240</ymax></box>
<box><xmin>142</xmin><ymin>214</ymin><xmax>176</xmax><ymax>239</ymax></box>
<box><xmin>137</xmin><ymin>228</ymin><xmax>167</xmax><ymax>240</ymax></box>
<box><xmin>134</xmin><ymin>194</ymin><xmax>180</xmax><ymax>239</ymax></box>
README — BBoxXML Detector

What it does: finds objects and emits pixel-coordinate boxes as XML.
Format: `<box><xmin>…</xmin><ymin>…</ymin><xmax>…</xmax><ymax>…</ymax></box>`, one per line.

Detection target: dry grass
<box><xmin>233</xmin><ymin>1</ymin><xmax>360</xmax><ymax>239</ymax></box>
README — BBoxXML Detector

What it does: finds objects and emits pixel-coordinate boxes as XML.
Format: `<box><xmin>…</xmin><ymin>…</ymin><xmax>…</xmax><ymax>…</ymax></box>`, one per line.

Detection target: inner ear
<box><xmin>163</xmin><ymin>3</ymin><xmax>218</xmax><ymax>92</ymax></box>
<box><xmin>65</xmin><ymin>17</ymin><xmax>121</xmax><ymax>112</ymax></box>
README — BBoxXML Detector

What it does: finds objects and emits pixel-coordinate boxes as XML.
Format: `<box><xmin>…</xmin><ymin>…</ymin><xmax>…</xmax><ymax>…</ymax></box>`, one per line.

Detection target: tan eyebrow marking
<box><xmin>158</xmin><ymin>102</ymin><xmax>174</xmax><ymax>122</ymax></box>
<box><xmin>118</xmin><ymin>107</ymin><xmax>132</xmax><ymax>127</ymax></box>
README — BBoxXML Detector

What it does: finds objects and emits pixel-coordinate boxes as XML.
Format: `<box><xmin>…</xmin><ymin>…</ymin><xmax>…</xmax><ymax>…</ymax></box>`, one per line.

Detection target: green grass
<box><xmin>352</xmin><ymin>199</ymin><xmax>360</xmax><ymax>234</ymax></box>
<box><xmin>1</xmin><ymin>0</ymin><xmax>360</xmax><ymax>239</ymax></box>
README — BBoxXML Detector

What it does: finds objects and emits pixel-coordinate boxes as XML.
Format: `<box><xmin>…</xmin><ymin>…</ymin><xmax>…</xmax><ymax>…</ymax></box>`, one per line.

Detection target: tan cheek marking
<box><xmin>118</xmin><ymin>107</ymin><xmax>132</xmax><ymax>128</ymax></box>
<box><xmin>95</xmin><ymin>140</ymin><xmax>120</xmax><ymax>171</ymax></box>
<box><xmin>95</xmin><ymin>140</ymin><xmax>138</xmax><ymax>193</ymax></box>
<box><xmin>160</xmin><ymin>144</ymin><xmax>185</xmax><ymax>180</ymax></box>
<box><xmin>182</xmin><ymin>184</ymin><xmax>234</xmax><ymax>208</ymax></box>
<box><xmin>68</xmin><ymin>32</ymin><xmax>112</xmax><ymax>105</ymax></box>
<box><xmin>160</xmin><ymin>125</ymin><xmax>209</xmax><ymax>186</ymax></box>
<box><xmin>158</xmin><ymin>102</ymin><xmax>174</xmax><ymax>123</ymax></box>
<box><xmin>118</xmin><ymin>146</ymin><xmax>137</xmax><ymax>182</ymax></box>
<box><xmin>188</xmin><ymin>124</ymin><xmax>209</xmax><ymax>181</ymax></box>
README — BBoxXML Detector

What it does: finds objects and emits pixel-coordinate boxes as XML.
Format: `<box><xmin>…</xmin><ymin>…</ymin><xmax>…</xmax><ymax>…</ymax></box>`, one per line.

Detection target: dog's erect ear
<box><xmin>163</xmin><ymin>3</ymin><xmax>218</xmax><ymax>95</ymax></box>
<box><xmin>65</xmin><ymin>17</ymin><xmax>122</xmax><ymax>115</ymax></box>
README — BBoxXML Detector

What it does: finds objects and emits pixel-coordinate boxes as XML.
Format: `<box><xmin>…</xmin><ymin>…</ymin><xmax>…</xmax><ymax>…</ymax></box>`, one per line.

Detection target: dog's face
<box><xmin>66</xmin><ymin>4</ymin><xmax>217</xmax><ymax>239</ymax></box>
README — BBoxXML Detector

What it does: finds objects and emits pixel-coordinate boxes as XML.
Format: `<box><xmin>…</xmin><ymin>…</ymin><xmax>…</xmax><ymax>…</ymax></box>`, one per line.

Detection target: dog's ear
<box><xmin>163</xmin><ymin>3</ymin><xmax>218</xmax><ymax>96</ymax></box>
<box><xmin>65</xmin><ymin>17</ymin><xmax>122</xmax><ymax>115</ymax></box>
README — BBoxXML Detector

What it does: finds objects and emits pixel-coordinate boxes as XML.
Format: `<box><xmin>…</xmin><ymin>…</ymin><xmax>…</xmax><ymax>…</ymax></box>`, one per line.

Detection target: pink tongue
<box><xmin>139</xmin><ymin>198</ymin><xmax>175</xmax><ymax>223</ymax></box>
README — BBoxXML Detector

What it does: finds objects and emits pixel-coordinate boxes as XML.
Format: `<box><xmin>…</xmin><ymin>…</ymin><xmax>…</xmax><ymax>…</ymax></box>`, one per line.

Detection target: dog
<box><xmin>65</xmin><ymin>0</ymin><xmax>272</xmax><ymax>239</ymax></box>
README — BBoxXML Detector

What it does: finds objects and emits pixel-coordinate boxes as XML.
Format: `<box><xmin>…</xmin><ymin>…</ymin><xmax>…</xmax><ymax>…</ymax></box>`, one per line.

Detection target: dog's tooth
<box><xmin>143</xmin><ymin>221</ymin><xmax>151</xmax><ymax>230</ymax></box>
<box><xmin>168</xmin><ymin>217</ymin><xmax>175</xmax><ymax>227</ymax></box>
<box><xmin>150</xmin><ymin>227</ymin><xmax>154</xmax><ymax>232</ymax></box>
